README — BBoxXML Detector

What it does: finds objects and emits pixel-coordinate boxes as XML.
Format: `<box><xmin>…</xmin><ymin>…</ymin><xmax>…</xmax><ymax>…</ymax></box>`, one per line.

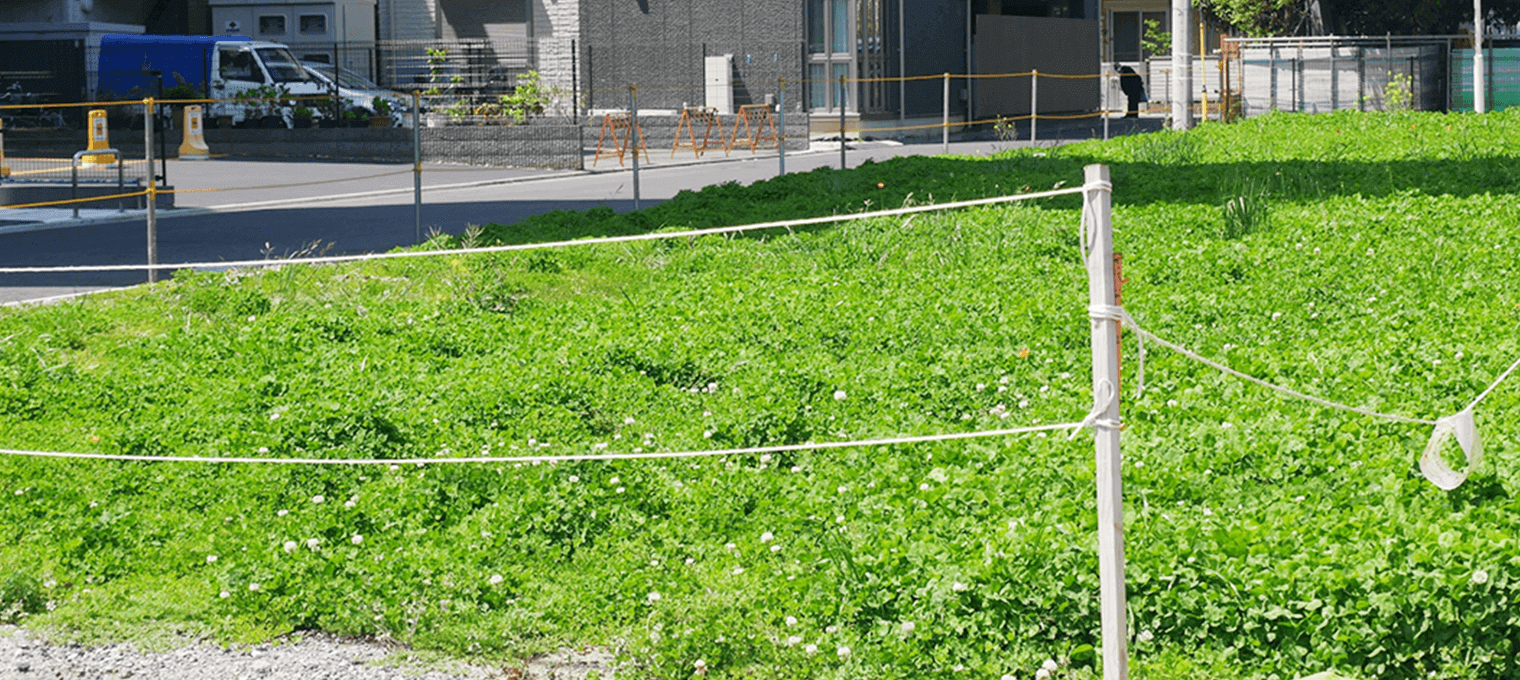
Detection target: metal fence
<box><xmin>1228</xmin><ymin>36</ymin><xmax>1453</xmax><ymax>115</ymax></box>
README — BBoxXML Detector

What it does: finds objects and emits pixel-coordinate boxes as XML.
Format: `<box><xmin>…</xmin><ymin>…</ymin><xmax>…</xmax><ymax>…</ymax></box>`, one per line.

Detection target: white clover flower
<box><xmin>731</xmin><ymin>566</ymin><xmax>745</xmax><ymax>575</ymax></box>
<box><xmin>685</xmin><ymin>557</ymin><xmax>695</xmax><ymax>565</ymax></box>
<box><xmin>344</xmin><ymin>499</ymin><xmax>356</xmax><ymax>509</ymax></box>
<box><xmin>919</xmin><ymin>483</ymin><xmax>931</xmax><ymax>491</ymax></box>
<box><xmin>900</xmin><ymin>621</ymin><xmax>915</xmax><ymax>634</ymax></box>
<box><xmin>804</xmin><ymin>644</ymin><xmax>818</xmax><ymax>655</ymax></box>
<box><xmin>725</xmin><ymin>542</ymin><xmax>737</xmax><ymax>550</ymax></box>
<box><xmin>306</xmin><ymin>538</ymin><xmax>321</xmax><ymax>552</ymax></box>
<box><xmin>257</xmin><ymin>447</ymin><xmax>269</xmax><ymax>454</ymax></box>
<box><xmin>785</xmin><ymin>616</ymin><xmax>798</xmax><ymax>626</ymax></box>
<box><xmin>489</xmin><ymin>574</ymin><xmax>504</xmax><ymax>585</ymax></box>
<box><xmin>759</xmin><ymin>454</ymin><xmax>773</xmax><ymax>464</ymax></box>
<box><xmin>1137</xmin><ymin>630</ymin><xmax>1154</xmax><ymax>642</ymax></box>
<box><xmin>616</xmin><ymin>487</ymin><xmax>626</xmax><ymax>493</ymax></box>
<box><xmin>270</xmin><ymin>412</ymin><xmax>281</xmax><ymax>421</ymax></box>
<box><xmin>647</xmin><ymin>592</ymin><xmax>661</xmax><ymax>603</ymax></box>
<box><xmin>311</xmin><ymin>495</ymin><xmax>324</xmax><ymax>504</ymax></box>
<box><xmin>760</xmin><ymin>532</ymin><xmax>774</xmax><ymax>543</ymax></box>
<box><xmin>389</xmin><ymin>464</ymin><xmax>400</xmax><ymax>471</ymax></box>
<box><xmin>838</xmin><ymin>485</ymin><xmax>848</xmax><ymax>494</ymax></box>
<box><xmin>248</xmin><ymin>582</ymin><xmax>261</xmax><ymax>592</ymax></box>
<box><xmin>1035</xmin><ymin>670</ymin><xmax>1051</xmax><ymax>680</ymax></box>
<box><xmin>624</xmin><ymin>416</ymin><xmax>636</xmax><ymax>425</ymax></box>
<box><xmin>277</xmin><ymin>509</ymin><xmax>289</xmax><ymax>517</ymax></box>
<box><xmin>1042</xmin><ymin>659</ymin><xmax>1059</xmax><ymax>672</ymax></box>
<box><xmin>791</xmin><ymin>466</ymin><xmax>802</xmax><ymax>473</ymax></box>
<box><xmin>786</xmin><ymin>635</ymin><xmax>802</xmax><ymax>645</ymax></box>
<box><xmin>951</xmin><ymin>581</ymin><xmax>969</xmax><ymax>592</ymax></box>
<box><xmin>283</xmin><ymin>540</ymin><xmax>298</xmax><ymax>553</ymax></box>
<box><xmin>1472</xmin><ymin>570</ymin><xmax>1490</xmax><ymax>585</ymax></box>
<box><xmin>833</xmin><ymin>390</ymin><xmax>847</xmax><ymax>401</ymax></box>
<box><xmin>1002</xmin><ymin>675</ymin><xmax>1016</xmax><ymax>680</ymax></box>
<box><xmin>703</xmin><ymin>430</ymin><xmax>714</xmax><ymax>439</ymax></box>
<box><xmin>351</xmin><ymin>534</ymin><xmax>364</xmax><ymax>545</ymax></box>
<box><xmin>770</xmin><ymin>545</ymin><xmax>781</xmax><ymax>553</ymax></box>
<box><xmin>837</xmin><ymin>646</ymin><xmax>851</xmax><ymax>659</ymax></box>
<box><xmin>219</xmin><ymin>591</ymin><xmax>230</xmax><ymax>599</ymax></box>
<box><xmin>694</xmin><ymin>659</ymin><xmax>707</xmax><ymax>672</ymax></box>
<box><xmin>825</xmin><ymin>625</ymin><xmax>838</xmax><ymax>634</ymax></box>
<box><xmin>206</xmin><ymin>555</ymin><xmax>218</xmax><ymax>564</ymax></box>
<box><xmin>1018</xmin><ymin>399</ymin><xmax>1031</xmax><ymax>409</ymax></box>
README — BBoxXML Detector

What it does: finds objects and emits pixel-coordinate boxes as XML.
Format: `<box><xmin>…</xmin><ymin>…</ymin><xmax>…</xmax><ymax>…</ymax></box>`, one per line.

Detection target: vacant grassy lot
<box><xmin>2</xmin><ymin>110</ymin><xmax>1519</xmax><ymax>680</ymax></box>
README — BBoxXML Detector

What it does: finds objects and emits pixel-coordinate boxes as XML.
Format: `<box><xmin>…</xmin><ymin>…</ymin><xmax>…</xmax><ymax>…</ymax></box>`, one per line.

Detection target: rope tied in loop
<box><xmin>1088</xmin><ymin>304</ymin><xmax>1145</xmax><ymax>398</ymax></box>
<box><xmin>1079</xmin><ymin>180</ymin><xmax>1112</xmax><ymax>256</ymax></box>
<box><xmin>1071</xmin><ymin>380</ymin><xmax>1119</xmax><ymax>440</ymax></box>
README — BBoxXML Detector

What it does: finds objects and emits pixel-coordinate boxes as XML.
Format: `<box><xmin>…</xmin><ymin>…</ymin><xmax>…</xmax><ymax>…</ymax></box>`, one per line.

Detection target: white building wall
<box><xmin>379</xmin><ymin>0</ymin><xmax>436</xmax><ymax>41</ymax></box>
<box><xmin>533</xmin><ymin>0</ymin><xmax>579</xmax><ymax>115</ymax></box>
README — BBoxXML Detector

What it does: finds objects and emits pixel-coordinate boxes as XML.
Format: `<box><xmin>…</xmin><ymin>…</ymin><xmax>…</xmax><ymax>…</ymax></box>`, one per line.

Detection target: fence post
<box><xmin>413</xmin><ymin>90</ymin><xmax>422</xmax><ymax>244</ymax></box>
<box><xmin>144</xmin><ymin>97</ymin><xmax>158</xmax><ymax>284</ymax></box>
<box><xmin>942</xmin><ymin>72</ymin><xmax>950</xmax><ymax>154</ymax></box>
<box><xmin>1082</xmin><ymin>162</ymin><xmax>1127</xmax><ymax>680</ymax></box>
<box><xmin>839</xmin><ymin>73</ymin><xmax>851</xmax><ymax>170</ymax></box>
<box><xmin>1030</xmin><ymin>69</ymin><xmax>1038</xmax><ymax>144</ymax></box>
<box><xmin>630</xmin><ymin>85</ymin><xmax>640</xmax><ymax>211</ymax></box>
<box><xmin>778</xmin><ymin>78</ymin><xmax>787</xmax><ymax>176</ymax></box>
<box><xmin>1103</xmin><ymin>69</ymin><xmax>1110</xmax><ymax>141</ymax></box>
<box><xmin>1476</xmin><ymin>0</ymin><xmax>1487</xmax><ymax>113</ymax></box>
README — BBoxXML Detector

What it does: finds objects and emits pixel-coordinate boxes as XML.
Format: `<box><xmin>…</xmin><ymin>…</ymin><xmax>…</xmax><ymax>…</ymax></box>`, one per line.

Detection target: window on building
<box><xmin>300</xmin><ymin>14</ymin><xmax>327</xmax><ymax>35</ymax></box>
<box><xmin>259</xmin><ymin>15</ymin><xmax>286</xmax><ymax>36</ymax></box>
<box><xmin>1111</xmin><ymin>10</ymin><xmax>1166</xmax><ymax>62</ymax></box>
<box><xmin>303</xmin><ymin>53</ymin><xmax>332</xmax><ymax>64</ymax></box>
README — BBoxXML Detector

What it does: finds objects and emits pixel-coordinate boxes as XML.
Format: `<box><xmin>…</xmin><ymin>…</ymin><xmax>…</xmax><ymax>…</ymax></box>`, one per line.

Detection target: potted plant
<box><xmin>292</xmin><ymin>107</ymin><xmax>314</xmax><ymax>129</ymax></box>
<box><xmin>369</xmin><ymin>98</ymin><xmax>394</xmax><ymax>128</ymax></box>
<box><xmin>344</xmin><ymin>108</ymin><xmax>370</xmax><ymax>128</ymax></box>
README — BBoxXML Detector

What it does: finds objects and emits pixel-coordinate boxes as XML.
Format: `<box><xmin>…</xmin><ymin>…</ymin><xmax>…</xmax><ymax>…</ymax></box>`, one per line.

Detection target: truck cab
<box><xmin>98</xmin><ymin>34</ymin><xmax>326</xmax><ymax>126</ymax></box>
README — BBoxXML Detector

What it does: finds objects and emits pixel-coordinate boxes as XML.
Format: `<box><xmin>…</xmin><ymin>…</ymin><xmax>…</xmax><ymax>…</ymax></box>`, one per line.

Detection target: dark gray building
<box><xmin>578</xmin><ymin>0</ymin><xmax>1100</xmax><ymax>135</ymax></box>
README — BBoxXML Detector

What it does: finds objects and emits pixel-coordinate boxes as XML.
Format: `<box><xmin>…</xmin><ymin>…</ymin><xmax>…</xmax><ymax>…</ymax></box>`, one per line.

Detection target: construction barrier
<box><xmin>592</xmin><ymin>111</ymin><xmax>649</xmax><ymax>167</ymax></box>
<box><xmin>177</xmin><ymin>105</ymin><xmax>210</xmax><ymax>160</ymax></box>
<box><xmin>80</xmin><ymin>109</ymin><xmax>115</xmax><ymax>167</ymax></box>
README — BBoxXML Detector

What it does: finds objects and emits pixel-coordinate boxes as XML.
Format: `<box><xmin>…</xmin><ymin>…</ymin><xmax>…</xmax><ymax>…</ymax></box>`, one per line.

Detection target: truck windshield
<box><xmin>256</xmin><ymin>47</ymin><xmax>312</xmax><ymax>83</ymax></box>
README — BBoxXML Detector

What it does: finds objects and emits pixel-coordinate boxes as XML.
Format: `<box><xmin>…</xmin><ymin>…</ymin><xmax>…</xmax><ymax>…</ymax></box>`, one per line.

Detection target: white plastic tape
<box><xmin>1420</xmin><ymin>409</ymin><xmax>1483</xmax><ymax>490</ymax></box>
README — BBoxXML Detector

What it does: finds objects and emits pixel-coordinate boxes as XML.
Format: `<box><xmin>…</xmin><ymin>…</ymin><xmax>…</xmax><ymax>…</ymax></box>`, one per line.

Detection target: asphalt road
<box><xmin>0</xmin><ymin>118</ymin><xmax>1161</xmax><ymax>305</ymax></box>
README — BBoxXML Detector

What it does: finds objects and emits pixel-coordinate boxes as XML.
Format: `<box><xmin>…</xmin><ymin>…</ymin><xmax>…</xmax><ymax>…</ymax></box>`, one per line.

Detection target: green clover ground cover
<box><xmin>2</xmin><ymin>110</ymin><xmax>1520</xmax><ymax>679</ymax></box>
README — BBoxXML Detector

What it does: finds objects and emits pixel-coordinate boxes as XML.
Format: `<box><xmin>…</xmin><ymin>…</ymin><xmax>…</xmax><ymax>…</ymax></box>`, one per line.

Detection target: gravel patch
<box><xmin>0</xmin><ymin>626</ymin><xmax>614</xmax><ymax>680</ymax></box>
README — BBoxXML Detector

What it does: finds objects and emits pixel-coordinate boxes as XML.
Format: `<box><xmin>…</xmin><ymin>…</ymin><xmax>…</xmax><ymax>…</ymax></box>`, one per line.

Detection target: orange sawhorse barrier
<box><xmin>593</xmin><ymin>111</ymin><xmax>650</xmax><ymax>167</ymax></box>
<box><xmin>671</xmin><ymin>106</ymin><xmax>728</xmax><ymax>158</ymax></box>
<box><xmin>729</xmin><ymin>104</ymin><xmax>779</xmax><ymax>154</ymax></box>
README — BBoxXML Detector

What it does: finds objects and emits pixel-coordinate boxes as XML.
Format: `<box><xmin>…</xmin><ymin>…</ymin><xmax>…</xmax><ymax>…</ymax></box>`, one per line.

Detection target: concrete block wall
<box><xmin>421</xmin><ymin>124</ymin><xmax>582</xmax><ymax>168</ymax></box>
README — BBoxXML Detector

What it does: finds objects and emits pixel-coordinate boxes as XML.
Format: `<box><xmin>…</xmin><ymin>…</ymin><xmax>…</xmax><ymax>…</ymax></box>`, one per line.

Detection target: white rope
<box><xmin>1104</xmin><ymin>307</ymin><xmax>1438</xmax><ymax>426</ymax></box>
<box><xmin>0</xmin><ymin>187</ymin><xmax>1087</xmax><ymax>275</ymax></box>
<box><xmin>0</xmin><ymin>422</ymin><xmax>1085</xmax><ymax>466</ymax></box>
<box><xmin>1466</xmin><ymin>354</ymin><xmax>1520</xmax><ymax>413</ymax></box>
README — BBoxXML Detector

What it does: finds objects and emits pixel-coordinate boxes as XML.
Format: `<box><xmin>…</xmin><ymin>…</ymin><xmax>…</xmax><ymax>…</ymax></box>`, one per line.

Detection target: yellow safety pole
<box><xmin>0</xmin><ymin>117</ymin><xmax>8</xmax><ymax>178</ymax></box>
<box><xmin>81</xmin><ymin>109</ymin><xmax>115</xmax><ymax>166</ymax></box>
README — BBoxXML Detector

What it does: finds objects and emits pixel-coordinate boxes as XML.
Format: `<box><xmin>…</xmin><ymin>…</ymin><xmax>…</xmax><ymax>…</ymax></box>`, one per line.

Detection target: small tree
<box><xmin>1141</xmin><ymin>19</ymin><xmax>1171</xmax><ymax>58</ymax></box>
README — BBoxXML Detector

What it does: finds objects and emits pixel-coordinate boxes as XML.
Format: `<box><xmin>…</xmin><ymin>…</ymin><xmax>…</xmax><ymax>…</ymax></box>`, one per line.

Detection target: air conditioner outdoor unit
<box><xmin>705</xmin><ymin>54</ymin><xmax>733</xmax><ymax>114</ymax></box>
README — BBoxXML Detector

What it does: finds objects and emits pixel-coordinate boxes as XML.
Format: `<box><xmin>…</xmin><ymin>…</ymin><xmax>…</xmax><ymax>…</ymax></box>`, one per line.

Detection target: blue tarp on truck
<box><xmin>96</xmin><ymin>34</ymin><xmax>250</xmax><ymax>99</ymax></box>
